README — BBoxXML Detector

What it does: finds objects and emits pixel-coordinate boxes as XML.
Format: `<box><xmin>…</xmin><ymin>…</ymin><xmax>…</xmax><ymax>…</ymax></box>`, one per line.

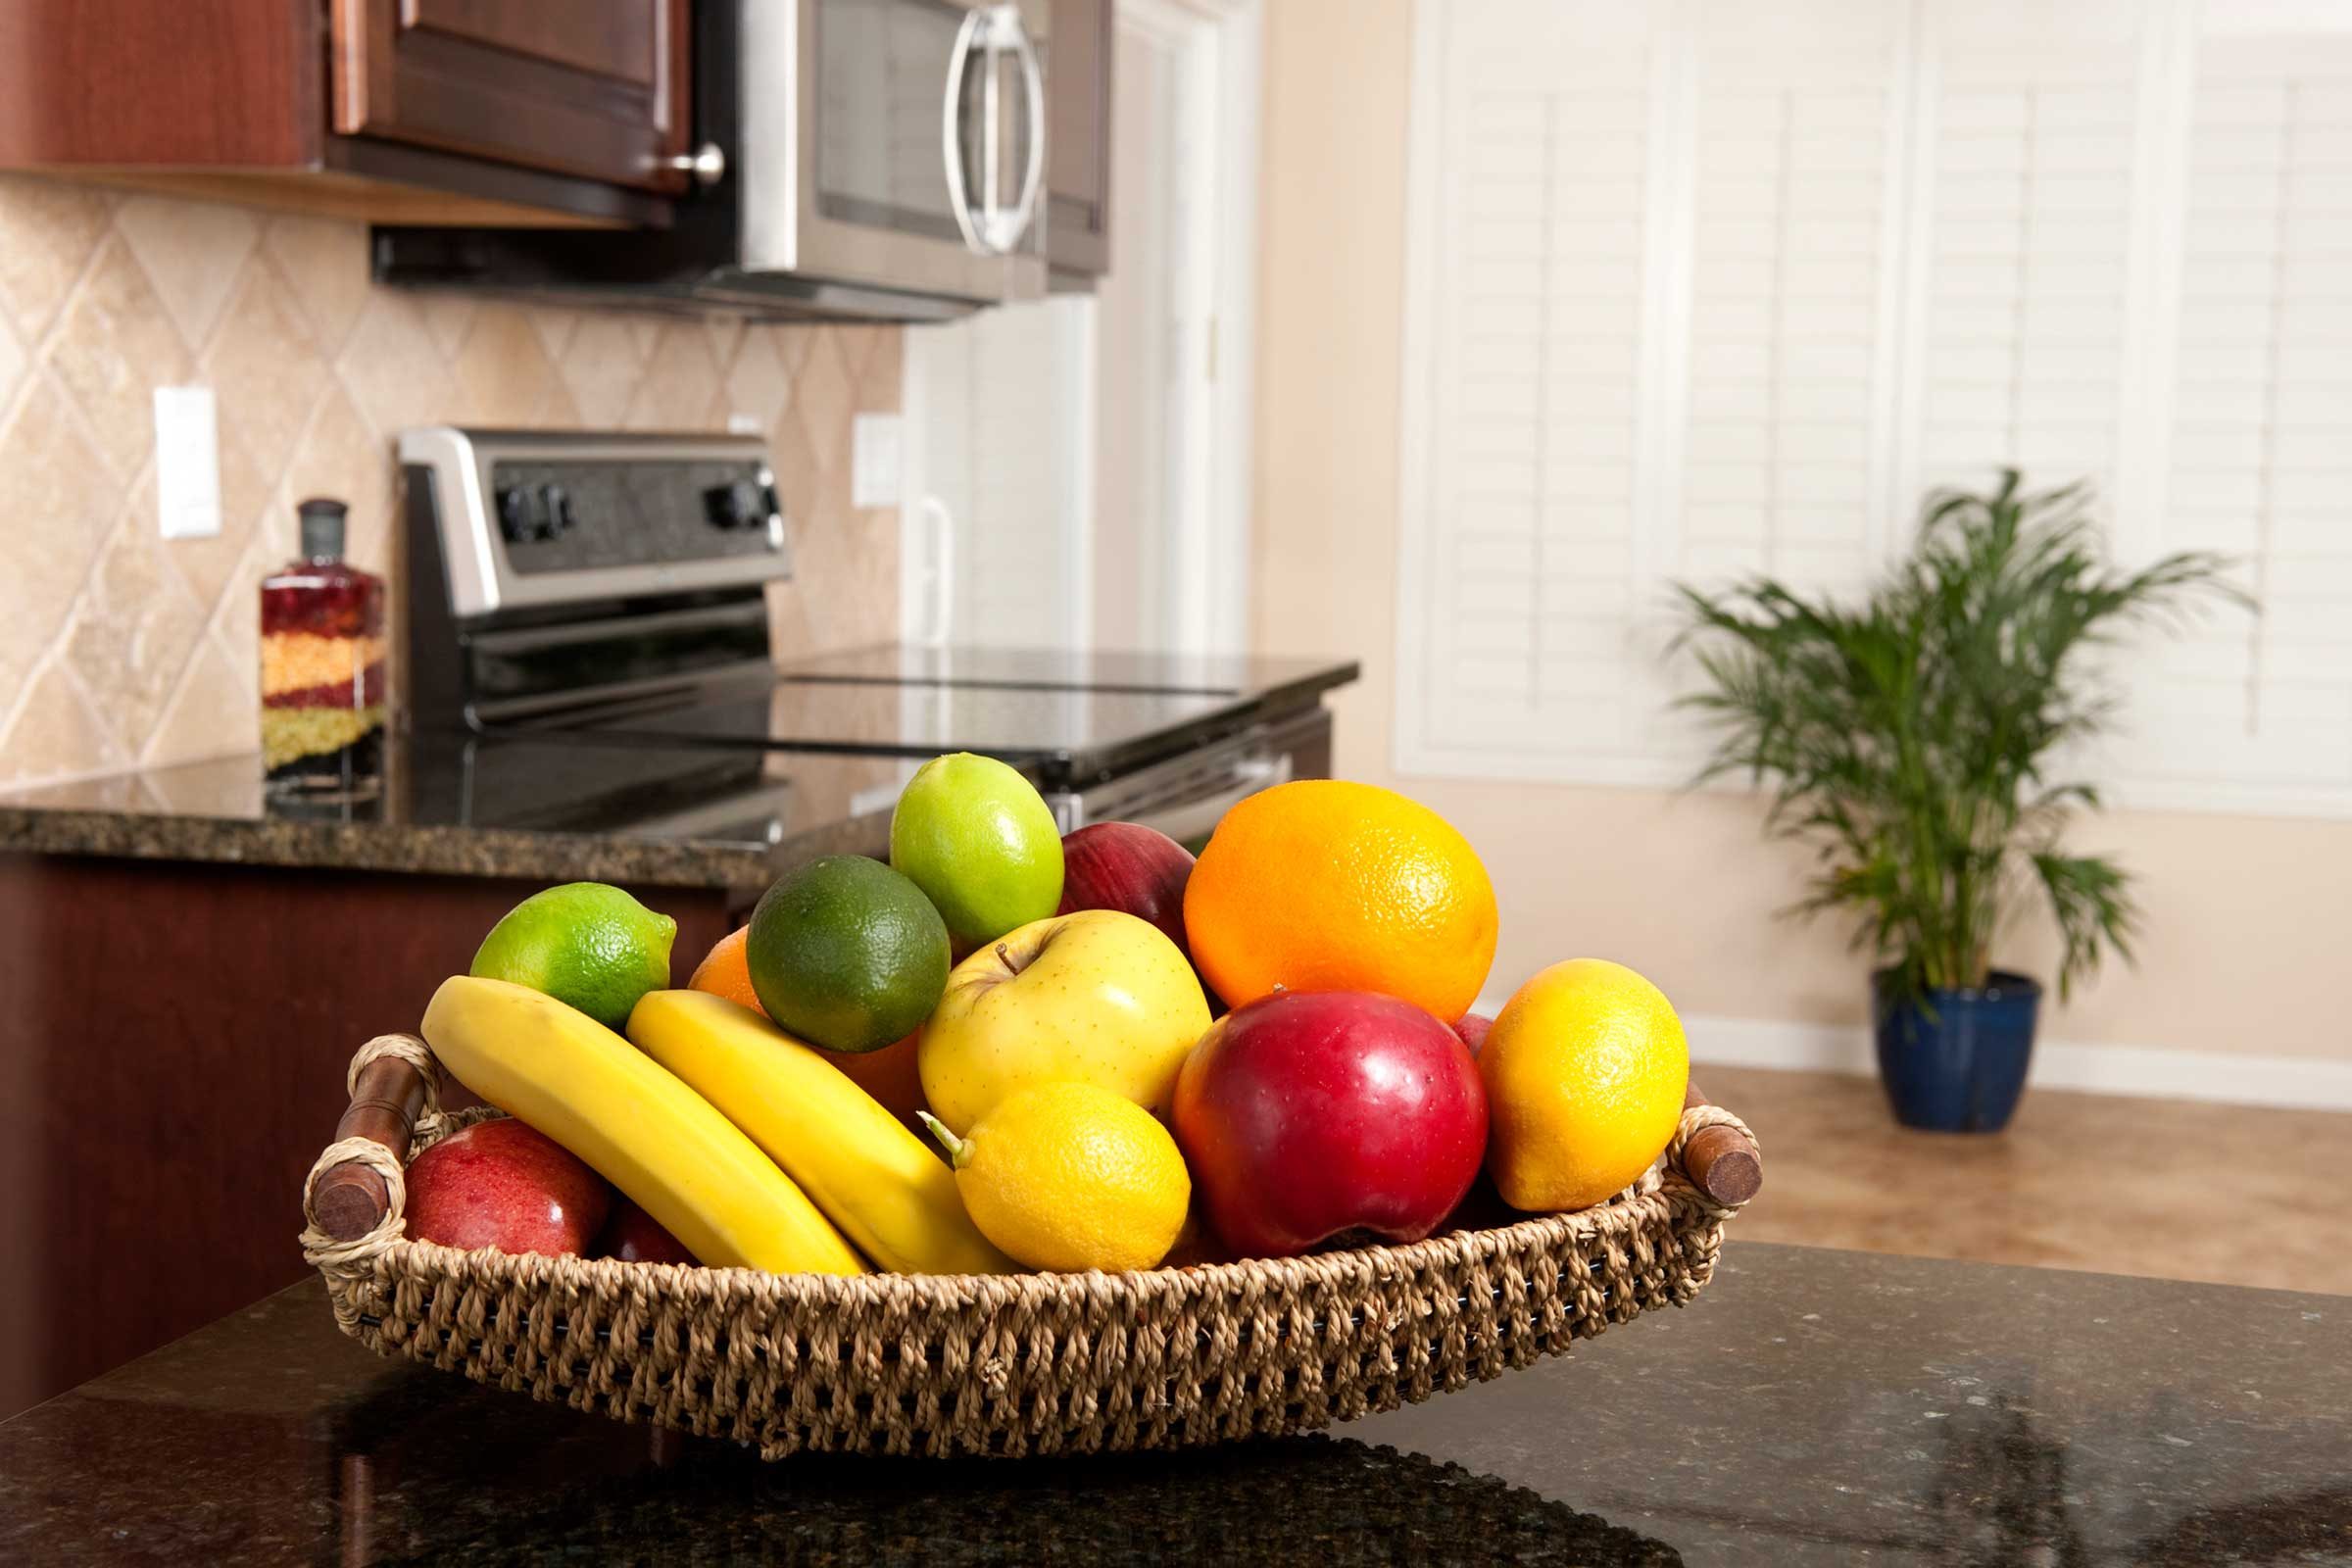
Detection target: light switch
<box><xmin>153</xmin><ymin>386</ymin><xmax>220</xmax><ymax>540</ymax></box>
<box><xmin>852</xmin><ymin>413</ymin><xmax>904</xmax><ymax>510</ymax></box>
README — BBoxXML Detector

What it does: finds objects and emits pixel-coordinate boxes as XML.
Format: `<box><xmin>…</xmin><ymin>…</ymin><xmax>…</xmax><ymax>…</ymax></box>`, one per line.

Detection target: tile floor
<box><xmin>1698</xmin><ymin>1065</ymin><xmax>2352</xmax><ymax>1296</ymax></box>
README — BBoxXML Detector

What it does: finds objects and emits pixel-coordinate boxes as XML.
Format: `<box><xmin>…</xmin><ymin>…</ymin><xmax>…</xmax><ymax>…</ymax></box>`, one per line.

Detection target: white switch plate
<box><xmin>153</xmin><ymin>386</ymin><xmax>220</xmax><ymax>540</ymax></box>
<box><xmin>852</xmin><ymin>413</ymin><xmax>904</xmax><ymax>510</ymax></box>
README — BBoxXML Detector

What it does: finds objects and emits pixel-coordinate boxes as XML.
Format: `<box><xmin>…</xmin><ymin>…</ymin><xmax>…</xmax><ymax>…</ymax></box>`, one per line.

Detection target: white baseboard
<box><xmin>1469</xmin><ymin>997</ymin><xmax>2352</xmax><ymax>1112</ymax></box>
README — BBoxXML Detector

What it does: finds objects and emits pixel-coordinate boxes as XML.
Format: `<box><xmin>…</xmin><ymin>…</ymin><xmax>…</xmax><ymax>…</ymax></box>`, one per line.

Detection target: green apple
<box><xmin>918</xmin><ymin>909</ymin><xmax>1212</xmax><ymax>1133</ymax></box>
<box><xmin>889</xmin><ymin>752</ymin><xmax>1064</xmax><ymax>948</ymax></box>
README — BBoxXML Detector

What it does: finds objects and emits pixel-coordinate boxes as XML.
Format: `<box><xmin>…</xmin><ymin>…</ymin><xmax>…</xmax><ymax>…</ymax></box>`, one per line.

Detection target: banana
<box><xmin>418</xmin><ymin>976</ymin><xmax>866</xmax><ymax>1276</ymax></box>
<box><xmin>627</xmin><ymin>989</ymin><xmax>1020</xmax><ymax>1276</ymax></box>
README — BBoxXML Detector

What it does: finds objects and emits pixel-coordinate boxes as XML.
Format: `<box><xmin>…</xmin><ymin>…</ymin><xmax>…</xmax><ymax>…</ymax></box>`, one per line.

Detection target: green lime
<box><xmin>747</xmin><ymin>856</ymin><xmax>951</xmax><ymax>1054</ymax></box>
<box><xmin>888</xmin><ymin>753</ymin><xmax>1063</xmax><ymax>948</ymax></box>
<box><xmin>469</xmin><ymin>882</ymin><xmax>676</xmax><ymax>1031</ymax></box>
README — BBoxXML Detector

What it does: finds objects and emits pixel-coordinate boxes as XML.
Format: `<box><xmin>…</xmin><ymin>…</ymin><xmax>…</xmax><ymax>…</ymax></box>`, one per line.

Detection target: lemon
<box><xmin>470</xmin><ymin>882</ymin><xmax>676</xmax><ymax>1032</ymax></box>
<box><xmin>1481</xmin><ymin>958</ymin><xmax>1690</xmax><ymax>1212</ymax></box>
<box><xmin>920</xmin><ymin>1083</ymin><xmax>1189</xmax><ymax>1273</ymax></box>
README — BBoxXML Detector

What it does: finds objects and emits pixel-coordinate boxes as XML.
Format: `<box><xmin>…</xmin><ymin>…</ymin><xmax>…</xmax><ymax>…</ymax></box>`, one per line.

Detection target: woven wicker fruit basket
<box><xmin>300</xmin><ymin>1032</ymin><xmax>1760</xmax><ymax>1460</ymax></box>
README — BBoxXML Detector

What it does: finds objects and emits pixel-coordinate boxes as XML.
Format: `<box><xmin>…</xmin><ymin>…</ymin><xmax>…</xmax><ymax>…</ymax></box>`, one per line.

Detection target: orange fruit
<box><xmin>1182</xmin><ymin>780</ymin><xmax>1497</xmax><ymax>1021</ymax></box>
<box><xmin>1480</xmin><ymin>958</ymin><xmax>1688</xmax><ymax>1212</ymax></box>
<box><xmin>687</xmin><ymin>925</ymin><xmax>764</xmax><ymax>1011</ymax></box>
<box><xmin>689</xmin><ymin>927</ymin><xmax>928</xmax><ymax>1124</ymax></box>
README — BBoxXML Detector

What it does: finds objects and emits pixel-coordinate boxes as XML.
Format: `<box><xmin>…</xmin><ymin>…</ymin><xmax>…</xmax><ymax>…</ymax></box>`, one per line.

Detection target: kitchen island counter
<box><xmin>3</xmin><ymin>1243</ymin><xmax>2342</xmax><ymax>1565</ymax></box>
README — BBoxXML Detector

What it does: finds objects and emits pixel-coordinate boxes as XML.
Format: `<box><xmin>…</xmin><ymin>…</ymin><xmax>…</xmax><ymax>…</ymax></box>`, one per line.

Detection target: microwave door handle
<box><xmin>941</xmin><ymin>8</ymin><xmax>987</xmax><ymax>254</ymax></box>
<box><xmin>980</xmin><ymin>10</ymin><xmax>1003</xmax><ymax>229</ymax></box>
<box><xmin>1000</xmin><ymin>10</ymin><xmax>1047</xmax><ymax>251</ymax></box>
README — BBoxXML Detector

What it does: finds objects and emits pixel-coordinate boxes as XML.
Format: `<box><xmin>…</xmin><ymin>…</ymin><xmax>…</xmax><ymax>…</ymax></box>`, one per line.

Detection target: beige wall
<box><xmin>1251</xmin><ymin>0</ymin><xmax>2352</xmax><ymax>1062</ymax></box>
<box><xmin>0</xmin><ymin>175</ymin><xmax>902</xmax><ymax>790</ymax></box>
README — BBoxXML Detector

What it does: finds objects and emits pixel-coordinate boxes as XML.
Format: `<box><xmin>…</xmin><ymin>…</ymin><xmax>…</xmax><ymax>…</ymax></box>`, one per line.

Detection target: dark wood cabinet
<box><xmin>1046</xmin><ymin>0</ymin><xmax>1112</xmax><ymax>279</ymax></box>
<box><xmin>330</xmin><ymin>0</ymin><xmax>690</xmax><ymax>194</ymax></box>
<box><xmin>0</xmin><ymin>854</ymin><xmax>732</xmax><ymax>1422</ymax></box>
<box><xmin>0</xmin><ymin>0</ymin><xmax>681</xmax><ymax>227</ymax></box>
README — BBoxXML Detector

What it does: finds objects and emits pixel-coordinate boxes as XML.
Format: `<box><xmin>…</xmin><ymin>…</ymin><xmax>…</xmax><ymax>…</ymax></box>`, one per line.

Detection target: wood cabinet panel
<box><xmin>331</xmin><ymin>0</ymin><xmax>690</xmax><ymax>192</ymax></box>
<box><xmin>0</xmin><ymin>0</ymin><xmax>321</xmax><ymax>167</ymax></box>
<box><xmin>408</xmin><ymin>0</ymin><xmax>662</xmax><ymax>86</ymax></box>
<box><xmin>0</xmin><ymin>855</ymin><xmax>731</xmax><ymax>1421</ymax></box>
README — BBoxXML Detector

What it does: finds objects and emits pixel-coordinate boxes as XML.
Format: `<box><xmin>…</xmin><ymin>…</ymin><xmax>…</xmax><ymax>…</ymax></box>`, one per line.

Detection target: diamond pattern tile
<box><xmin>62</xmin><ymin>487</ymin><xmax>207</xmax><ymax>754</ymax></box>
<box><xmin>622</xmin><ymin>322</ymin><xmax>726</xmax><ymax>432</ymax></box>
<box><xmin>169</xmin><ymin>428</ymin><xmax>270</xmax><ymax>615</ymax></box>
<box><xmin>0</xmin><ymin>306</ymin><xmax>24</xmax><ymax>416</ymax></box>
<box><xmin>201</xmin><ymin>256</ymin><xmax>328</xmax><ymax>489</ymax></box>
<box><xmin>0</xmin><ymin>378</ymin><xmax>122</xmax><ymax>705</ymax></box>
<box><xmin>557</xmin><ymin>315</ymin><xmax>649</xmax><ymax>426</ymax></box>
<box><xmin>0</xmin><ymin>180</ymin><xmax>903</xmax><ymax>789</ymax></box>
<box><xmin>0</xmin><ymin>659</ymin><xmax>122</xmax><ymax>785</ymax></box>
<box><xmin>0</xmin><ymin>175</ymin><xmax>113</xmax><ymax>339</ymax></box>
<box><xmin>112</xmin><ymin>195</ymin><xmax>259</xmax><ymax>351</ymax></box>
<box><xmin>724</xmin><ymin>325</ymin><xmax>794</xmax><ymax>426</ymax></box>
<box><xmin>44</xmin><ymin>234</ymin><xmax>192</xmax><ymax>478</ymax></box>
<box><xmin>792</xmin><ymin>326</ymin><xmax>857</xmax><ymax>476</ymax></box>
<box><xmin>335</xmin><ymin>291</ymin><xmax>453</xmax><ymax>441</ymax></box>
<box><xmin>142</xmin><ymin>635</ymin><xmax>255</xmax><ymax>768</ymax></box>
<box><xmin>420</xmin><ymin>295</ymin><xmax>478</xmax><ymax>362</ymax></box>
<box><xmin>450</xmin><ymin>304</ymin><xmax>558</xmax><ymax>427</ymax></box>
<box><xmin>263</xmin><ymin>215</ymin><xmax>371</xmax><ymax>356</ymax></box>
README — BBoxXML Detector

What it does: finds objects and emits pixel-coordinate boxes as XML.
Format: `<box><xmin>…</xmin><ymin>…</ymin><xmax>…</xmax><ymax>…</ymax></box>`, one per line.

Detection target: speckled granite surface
<box><xmin>0</xmin><ymin>736</ymin><xmax>908</xmax><ymax>891</ymax></box>
<box><xmin>1</xmin><ymin>1244</ymin><xmax>2342</xmax><ymax>1565</ymax></box>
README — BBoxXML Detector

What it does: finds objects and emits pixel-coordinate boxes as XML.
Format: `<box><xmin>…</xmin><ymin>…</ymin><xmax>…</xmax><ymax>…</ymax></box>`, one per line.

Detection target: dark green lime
<box><xmin>746</xmin><ymin>856</ymin><xmax>951</xmax><ymax>1054</ymax></box>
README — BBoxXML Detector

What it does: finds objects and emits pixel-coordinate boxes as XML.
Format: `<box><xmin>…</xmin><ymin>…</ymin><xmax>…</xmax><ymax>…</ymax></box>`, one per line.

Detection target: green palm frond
<box><xmin>1673</xmin><ymin>469</ymin><xmax>2246</xmax><ymax>1001</ymax></box>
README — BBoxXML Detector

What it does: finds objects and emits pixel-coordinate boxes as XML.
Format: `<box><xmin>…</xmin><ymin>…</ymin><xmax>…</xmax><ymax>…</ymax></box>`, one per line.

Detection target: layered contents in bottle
<box><xmin>261</xmin><ymin>570</ymin><xmax>385</xmax><ymax>792</ymax></box>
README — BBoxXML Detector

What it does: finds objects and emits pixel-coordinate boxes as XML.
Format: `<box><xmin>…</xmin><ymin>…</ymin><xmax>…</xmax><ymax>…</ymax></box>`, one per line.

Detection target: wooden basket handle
<box><xmin>310</xmin><ymin>1035</ymin><xmax>437</xmax><ymax>1243</ymax></box>
<box><xmin>1681</xmin><ymin>1081</ymin><xmax>1763</xmax><ymax>1206</ymax></box>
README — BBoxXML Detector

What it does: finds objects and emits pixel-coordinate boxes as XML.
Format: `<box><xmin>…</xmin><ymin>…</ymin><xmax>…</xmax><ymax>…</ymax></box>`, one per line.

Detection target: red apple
<box><xmin>597</xmin><ymin>1197</ymin><xmax>698</xmax><ymax>1265</ymax></box>
<box><xmin>1056</xmin><ymin>821</ymin><xmax>1197</xmax><ymax>956</ymax></box>
<box><xmin>1452</xmin><ymin>1011</ymin><xmax>1494</xmax><ymax>1056</ymax></box>
<box><xmin>1171</xmin><ymin>991</ymin><xmax>1489</xmax><ymax>1259</ymax></box>
<box><xmin>404</xmin><ymin>1118</ymin><xmax>611</xmax><ymax>1256</ymax></box>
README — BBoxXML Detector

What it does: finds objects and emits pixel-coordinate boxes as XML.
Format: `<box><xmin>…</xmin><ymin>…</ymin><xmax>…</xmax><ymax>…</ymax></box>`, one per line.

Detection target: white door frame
<box><xmin>898</xmin><ymin>0</ymin><xmax>1260</xmax><ymax>655</ymax></box>
<box><xmin>1117</xmin><ymin>0</ymin><xmax>1260</xmax><ymax>656</ymax></box>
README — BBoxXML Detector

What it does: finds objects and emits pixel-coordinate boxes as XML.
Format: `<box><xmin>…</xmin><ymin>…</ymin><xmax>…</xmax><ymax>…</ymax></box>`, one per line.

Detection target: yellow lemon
<box><xmin>1481</xmin><ymin>958</ymin><xmax>1690</xmax><ymax>1212</ymax></box>
<box><xmin>921</xmin><ymin>1083</ymin><xmax>1190</xmax><ymax>1273</ymax></box>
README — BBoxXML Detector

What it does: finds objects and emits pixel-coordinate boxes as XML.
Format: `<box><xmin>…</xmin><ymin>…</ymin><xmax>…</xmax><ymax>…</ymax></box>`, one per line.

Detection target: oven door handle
<box><xmin>1087</xmin><ymin>754</ymin><xmax>1293</xmax><ymax>844</ymax></box>
<box><xmin>941</xmin><ymin>8</ymin><xmax>988</xmax><ymax>254</ymax></box>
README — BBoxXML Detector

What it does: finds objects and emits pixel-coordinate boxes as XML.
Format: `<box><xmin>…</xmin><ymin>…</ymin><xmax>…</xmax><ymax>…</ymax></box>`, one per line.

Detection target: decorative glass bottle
<box><xmin>260</xmin><ymin>498</ymin><xmax>385</xmax><ymax>800</ymax></box>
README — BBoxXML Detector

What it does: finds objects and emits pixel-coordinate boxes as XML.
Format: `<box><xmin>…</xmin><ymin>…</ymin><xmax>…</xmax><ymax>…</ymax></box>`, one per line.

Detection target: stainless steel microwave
<box><xmin>372</xmin><ymin>0</ymin><xmax>1053</xmax><ymax>320</ymax></box>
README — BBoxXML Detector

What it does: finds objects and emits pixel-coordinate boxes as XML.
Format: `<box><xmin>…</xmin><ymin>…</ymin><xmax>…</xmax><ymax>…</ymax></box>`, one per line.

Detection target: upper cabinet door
<box><xmin>331</xmin><ymin>0</ymin><xmax>691</xmax><ymax>192</ymax></box>
<box><xmin>1045</xmin><ymin>0</ymin><xmax>1111</xmax><ymax>277</ymax></box>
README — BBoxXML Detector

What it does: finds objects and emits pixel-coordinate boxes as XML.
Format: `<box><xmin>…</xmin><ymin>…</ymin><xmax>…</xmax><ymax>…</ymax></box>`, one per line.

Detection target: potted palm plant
<box><xmin>1672</xmin><ymin>472</ymin><xmax>2243</xmax><ymax>1132</ymax></box>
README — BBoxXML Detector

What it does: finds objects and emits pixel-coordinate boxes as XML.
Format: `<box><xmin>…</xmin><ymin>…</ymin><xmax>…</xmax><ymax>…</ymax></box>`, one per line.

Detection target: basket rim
<box><xmin>316</xmin><ymin>1135</ymin><xmax>1733</xmax><ymax>1316</ymax></box>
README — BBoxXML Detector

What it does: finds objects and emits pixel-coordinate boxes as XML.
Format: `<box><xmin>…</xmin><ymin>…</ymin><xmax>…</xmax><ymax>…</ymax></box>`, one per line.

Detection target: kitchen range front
<box><xmin>6</xmin><ymin>2</ymin><xmax>2352</xmax><ymax>1564</ymax></box>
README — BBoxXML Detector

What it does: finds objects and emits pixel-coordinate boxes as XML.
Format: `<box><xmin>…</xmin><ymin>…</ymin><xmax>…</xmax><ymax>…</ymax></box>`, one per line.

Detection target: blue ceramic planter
<box><xmin>1872</xmin><ymin>970</ymin><xmax>2041</xmax><ymax>1133</ymax></box>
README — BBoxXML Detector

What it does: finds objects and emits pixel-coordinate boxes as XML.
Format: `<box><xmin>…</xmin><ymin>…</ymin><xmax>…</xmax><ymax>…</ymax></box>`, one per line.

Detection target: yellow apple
<box><xmin>919</xmin><ymin>909</ymin><xmax>1212</xmax><ymax>1133</ymax></box>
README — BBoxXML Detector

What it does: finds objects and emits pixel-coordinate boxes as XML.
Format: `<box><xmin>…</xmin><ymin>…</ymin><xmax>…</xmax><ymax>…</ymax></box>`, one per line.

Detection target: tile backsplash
<box><xmin>0</xmin><ymin>174</ymin><xmax>904</xmax><ymax>790</ymax></box>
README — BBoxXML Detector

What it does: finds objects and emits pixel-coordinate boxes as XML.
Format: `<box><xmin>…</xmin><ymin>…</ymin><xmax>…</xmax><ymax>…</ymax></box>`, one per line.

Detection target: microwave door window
<box><xmin>816</xmin><ymin>0</ymin><xmax>972</xmax><ymax>246</ymax></box>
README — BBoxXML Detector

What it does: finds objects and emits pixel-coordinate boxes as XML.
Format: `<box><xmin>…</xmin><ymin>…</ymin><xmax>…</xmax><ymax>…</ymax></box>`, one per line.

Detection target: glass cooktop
<box><xmin>549</xmin><ymin>679</ymin><xmax>1250</xmax><ymax>788</ymax></box>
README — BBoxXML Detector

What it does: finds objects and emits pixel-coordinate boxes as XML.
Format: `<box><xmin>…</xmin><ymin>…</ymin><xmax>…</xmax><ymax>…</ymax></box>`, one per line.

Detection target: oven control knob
<box><xmin>539</xmin><ymin>484</ymin><xmax>573</xmax><ymax>539</ymax></box>
<box><xmin>495</xmin><ymin>484</ymin><xmax>541</xmax><ymax>545</ymax></box>
<box><xmin>703</xmin><ymin>479</ymin><xmax>764</xmax><ymax>531</ymax></box>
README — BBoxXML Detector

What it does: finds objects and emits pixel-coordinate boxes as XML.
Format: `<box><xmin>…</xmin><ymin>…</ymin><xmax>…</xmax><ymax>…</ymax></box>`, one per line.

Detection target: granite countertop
<box><xmin>2</xmin><ymin>1244</ymin><xmax>2342</xmax><ymax>1565</ymax></box>
<box><xmin>0</xmin><ymin>648</ymin><xmax>1357</xmax><ymax>891</ymax></box>
<box><xmin>0</xmin><ymin>734</ymin><xmax>906</xmax><ymax>891</ymax></box>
